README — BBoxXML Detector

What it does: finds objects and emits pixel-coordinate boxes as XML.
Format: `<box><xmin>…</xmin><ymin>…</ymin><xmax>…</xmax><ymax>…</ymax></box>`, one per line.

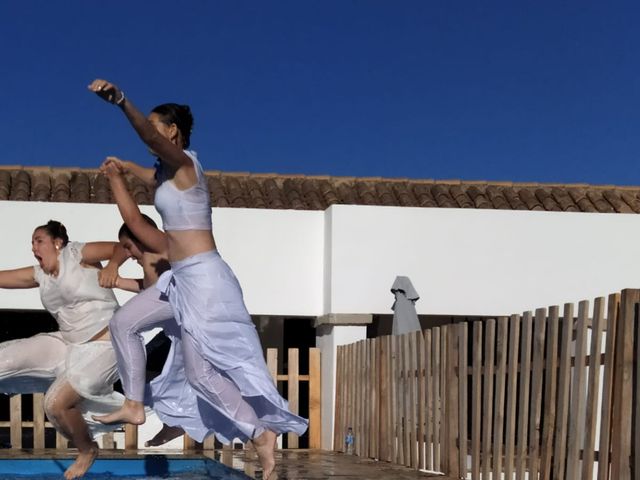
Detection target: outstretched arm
<box><xmin>82</xmin><ymin>242</ymin><xmax>127</xmax><ymax>266</ymax></box>
<box><xmin>115</xmin><ymin>277</ymin><xmax>144</xmax><ymax>293</ymax></box>
<box><xmin>0</xmin><ymin>267</ymin><xmax>38</xmax><ymax>289</ymax></box>
<box><xmin>100</xmin><ymin>159</ymin><xmax>167</xmax><ymax>255</ymax></box>
<box><xmin>88</xmin><ymin>79</ymin><xmax>196</xmax><ymax>187</ymax></box>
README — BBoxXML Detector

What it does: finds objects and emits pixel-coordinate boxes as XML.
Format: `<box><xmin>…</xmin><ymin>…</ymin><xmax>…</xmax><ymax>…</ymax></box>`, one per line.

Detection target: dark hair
<box><xmin>151</xmin><ymin>103</ymin><xmax>194</xmax><ymax>149</ymax></box>
<box><xmin>118</xmin><ymin>214</ymin><xmax>158</xmax><ymax>244</ymax></box>
<box><xmin>35</xmin><ymin>220</ymin><xmax>69</xmax><ymax>246</ymax></box>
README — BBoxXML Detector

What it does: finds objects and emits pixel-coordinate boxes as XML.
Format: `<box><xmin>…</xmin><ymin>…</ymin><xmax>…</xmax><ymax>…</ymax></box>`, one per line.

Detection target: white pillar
<box><xmin>315</xmin><ymin>313</ymin><xmax>372</xmax><ymax>450</ymax></box>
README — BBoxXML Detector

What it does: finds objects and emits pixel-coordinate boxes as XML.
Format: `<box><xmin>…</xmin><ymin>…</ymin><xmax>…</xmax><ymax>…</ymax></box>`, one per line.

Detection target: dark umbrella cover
<box><xmin>391</xmin><ymin>276</ymin><xmax>421</xmax><ymax>335</ymax></box>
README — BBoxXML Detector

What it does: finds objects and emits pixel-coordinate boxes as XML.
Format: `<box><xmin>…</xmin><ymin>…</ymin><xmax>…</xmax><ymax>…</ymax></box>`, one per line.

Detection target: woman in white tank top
<box><xmin>0</xmin><ymin>220</ymin><xmax>127</xmax><ymax>480</ymax></box>
<box><xmin>89</xmin><ymin>79</ymin><xmax>308</xmax><ymax>479</ymax></box>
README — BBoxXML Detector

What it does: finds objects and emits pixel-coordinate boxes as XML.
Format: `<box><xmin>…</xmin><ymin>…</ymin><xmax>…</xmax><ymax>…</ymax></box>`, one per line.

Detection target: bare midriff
<box><xmin>166</xmin><ymin>229</ymin><xmax>217</xmax><ymax>263</ymax></box>
<box><xmin>90</xmin><ymin>326</ymin><xmax>110</xmax><ymax>342</ymax></box>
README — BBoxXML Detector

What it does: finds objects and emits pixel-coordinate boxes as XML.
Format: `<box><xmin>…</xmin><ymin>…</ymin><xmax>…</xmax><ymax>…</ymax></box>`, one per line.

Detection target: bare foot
<box><xmin>252</xmin><ymin>430</ymin><xmax>276</xmax><ymax>479</ymax></box>
<box><xmin>145</xmin><ymin>424</ymin><xmax>185</xmax><ymax>447</ymax></box>
<box><xmin>92</xmin><ymin>399</ymin><xmax>145</xmax><ymax>425</ymax></box>
<box><xmin>64</xmin><ymin>442</ymin><xmax>98</xmax><ymax>479</ymax></box>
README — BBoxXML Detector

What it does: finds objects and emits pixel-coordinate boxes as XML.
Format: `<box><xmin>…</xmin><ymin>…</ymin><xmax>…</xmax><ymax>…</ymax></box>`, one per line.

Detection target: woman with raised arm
<box><xmin>98</xmin><ymin>160</ymin><xmax>218</xmax><ymax>447</ymax></box>
<box><xmin>0</xmin><ymin>220</ymin><xmax>126</xmax><ymax>480</ymax></box>
<box><xmin>89</xmin><ymin>79</ymin><xmax>307</xmax><ymax>479</ymax></box>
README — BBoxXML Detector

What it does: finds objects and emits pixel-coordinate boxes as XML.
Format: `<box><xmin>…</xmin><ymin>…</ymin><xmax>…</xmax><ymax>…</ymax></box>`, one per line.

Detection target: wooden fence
<box><xmin>2</xmin><ymin>347</ymin><xmax>321</xmax><ymax>451</ymax></box>
<box><xmin>334</xmin><ymin>289</ymin><xmax>640</xmax><ymax>479</ymax></box>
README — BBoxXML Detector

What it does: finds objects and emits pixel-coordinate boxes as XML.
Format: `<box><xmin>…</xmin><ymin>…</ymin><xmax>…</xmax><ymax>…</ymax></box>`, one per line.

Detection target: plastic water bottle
<box><xmin>345</xmin><ymin>427</ymin><xmax>354</xmax><ymax>454</ymax></box>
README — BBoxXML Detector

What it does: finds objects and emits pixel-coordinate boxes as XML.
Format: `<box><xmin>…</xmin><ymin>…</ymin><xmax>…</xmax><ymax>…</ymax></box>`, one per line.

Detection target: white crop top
<box><xmin>33</xmin><ymin>242</ymin><xmax>119</xmax><ymax>344</ymax></box>
<box><xmin>154</xmin><ymin>150</ymin><xmax>213</xmax><ymax>231</ymax></box>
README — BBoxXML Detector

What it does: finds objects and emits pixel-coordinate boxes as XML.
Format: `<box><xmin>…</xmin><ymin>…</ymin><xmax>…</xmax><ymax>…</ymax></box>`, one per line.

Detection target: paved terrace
<box><xmin>0</xmin><ymin>448</ymin><xmax>451</xmax><ymax>479</ymax></box>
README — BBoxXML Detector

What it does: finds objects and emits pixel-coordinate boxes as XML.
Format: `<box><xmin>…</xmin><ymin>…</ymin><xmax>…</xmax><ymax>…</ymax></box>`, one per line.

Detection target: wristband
<box><xmin>115</xmin><ymin>90</ymin><xmax>126</xmax><ymax>106</ymax></box>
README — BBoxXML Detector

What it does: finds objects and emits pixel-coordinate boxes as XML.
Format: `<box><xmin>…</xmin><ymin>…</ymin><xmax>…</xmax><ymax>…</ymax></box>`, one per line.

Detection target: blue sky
<box><xmin>1</xmin><ymin>1</ymin><xmax>638</xmax><ymax>185</ymax></box>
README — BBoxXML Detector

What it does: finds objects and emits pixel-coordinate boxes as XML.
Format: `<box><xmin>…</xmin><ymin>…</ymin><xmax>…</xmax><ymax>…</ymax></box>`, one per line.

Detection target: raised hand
<box><xmin>100</xmin><ymin>156</ymin><xmax>128</xmax><ymax>176</ymax></box>
<box><xmin>88</xmin><ymin>79</ymin><xmax>125</xmax><ymax>105</ymax></box>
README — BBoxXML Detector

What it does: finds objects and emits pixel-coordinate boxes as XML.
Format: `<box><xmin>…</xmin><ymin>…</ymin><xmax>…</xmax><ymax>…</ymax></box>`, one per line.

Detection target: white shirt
<box><xmin>33</xmin><ymin>242</ymin><xmax>118</xmax><ymax>344</ymax></box>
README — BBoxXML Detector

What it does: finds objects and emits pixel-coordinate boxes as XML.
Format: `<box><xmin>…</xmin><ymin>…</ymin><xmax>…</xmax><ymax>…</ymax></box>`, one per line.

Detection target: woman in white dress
<box><xmin>89</xmin><ymin>79</ymin><xmax>308</xmax><ymax>479</ymax></box>
<box><xmin>0</xmin><ymin>220</ymin><xmax>125</xmax><ymax>480</ymax></box>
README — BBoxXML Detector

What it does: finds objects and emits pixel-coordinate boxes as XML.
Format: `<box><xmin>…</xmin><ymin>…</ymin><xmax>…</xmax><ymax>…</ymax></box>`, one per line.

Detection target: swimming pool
<box><xmin>0</xmin><ymin>455</ymin><xmax>251</xmax><ymax>479</ymax></box>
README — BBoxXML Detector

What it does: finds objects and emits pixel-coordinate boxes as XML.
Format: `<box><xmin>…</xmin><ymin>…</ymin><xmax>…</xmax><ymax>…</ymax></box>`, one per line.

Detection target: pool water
<box><xmin>0</xmin><ymin>456</ymin><xmax>251</xmax><ymax>479</ymax></box>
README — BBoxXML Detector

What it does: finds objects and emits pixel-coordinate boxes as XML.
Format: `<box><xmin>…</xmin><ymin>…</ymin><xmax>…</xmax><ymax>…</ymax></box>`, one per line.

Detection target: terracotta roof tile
<box><xmin>431</xmin><ymin>184</ymin><xmax>456</xmax><ymax>208</ymax></box>
<box><xmin>0</xmin><ymin>166</ymin><xmax>639</xmax><ymax>214</ymax></box>
<box><xmin>518</xmin><ymin>188</ymin><xmax>544</xmax><ymax>211</ymax></box>
<box><xmin>283</xmin><ymin>178</ymin><xmax>306</xmax><ymax>210</ymax></box>
<box><xmin>450</xmin><ymin>185</ymin><xmax>473</xmax><ymax>208</ymax></box>
<box><xmin>568</xmin><ymin>189</ymin><xmax>596</xmax><ymax>213</ymax></box>
<box><xmin>263</xmin><ymin>178</ymin><xmax>286</xmax><ymax>209</ymax></box>
<box><xmin>620</xmin><ymin>191</ymin><xmax>640</xmax><ymax>213</ymax></box>
<box><xmin>11</xmin><ymin>171</ymin><xmax>31</xmax><ymax>201</ymax></box>
<box><xmin>485</xmin><ymin>185</ymin><xmax>510</xmax><ymax>210</ymax></box>
<box><xmin>467</xmin><ymin>185</ymin><xmax>492</xmax><ymax>209</ymax></box>
<box><xmin>412</xmin><ymin>184</ymin><xmax>437</xmax><ymax>207</ymax></box>
<box><xmin>0</xmin><ymin>171</ymin><xmax>10</xmax><ymax>200</ymax></box>
<box><xmin>534</xmin><ymin>188</ymin><xmax>560</xmax><ymax>212</ymax></box>
<box><xmin>502</xmin><ymin>188</ymin><xmax>528</xmax><ymax>210</ymax></box>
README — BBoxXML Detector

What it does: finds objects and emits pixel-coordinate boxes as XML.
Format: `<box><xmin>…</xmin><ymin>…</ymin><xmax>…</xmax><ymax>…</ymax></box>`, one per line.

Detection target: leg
<box><xmin>181</xmin><ymin>329</ymin><xmax>276</xmax><ymax>478</ymax></box>
<box><xmin>0</xmin><ymin>333</ymin><xmax>67</xmax><ymax>392</ymax></box>
<box><xmin>44</xmin><ymin>378</ymin><xmax>98</xmax><ymax>480</ymax></box>
<box><xmin>93</xmin><ymin>286</ymin><xmax>174</xmax><ymax>426</ymax></box>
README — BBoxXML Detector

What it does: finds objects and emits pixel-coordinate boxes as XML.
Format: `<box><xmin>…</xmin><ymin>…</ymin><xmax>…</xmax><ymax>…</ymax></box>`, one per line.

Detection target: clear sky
<box><xmin>1</xmin><ymin>1</ymin><xmax>638</xmax><ymax>185</ymax></box>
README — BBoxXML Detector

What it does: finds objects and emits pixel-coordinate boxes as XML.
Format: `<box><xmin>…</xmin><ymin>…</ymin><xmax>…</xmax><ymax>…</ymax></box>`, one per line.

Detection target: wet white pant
<box><xmin>0</xmin><ymin>332</ymin><xmax>123</xmax><ymax>437</ymax></box>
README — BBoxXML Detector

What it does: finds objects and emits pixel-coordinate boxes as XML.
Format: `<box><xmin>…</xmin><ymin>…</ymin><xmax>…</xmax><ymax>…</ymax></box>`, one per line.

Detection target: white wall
<box><xmin>326</xmin><ymin>205</ymin><xmax>640</xmax><ymax>316</ymax></box>
<box><xmin>2</xmin><ymin>200</ymin><xmax>640</xmax><ymax>318</ymax></box>
<box><xmin>0</xmin><ymin>201</ymin><xmax>324</xmax><ymax>316</ymax></box>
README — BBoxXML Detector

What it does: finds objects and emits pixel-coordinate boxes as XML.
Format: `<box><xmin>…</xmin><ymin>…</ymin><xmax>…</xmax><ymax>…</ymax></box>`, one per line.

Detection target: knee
<box><xmin>109</xmin><ymin>309</ymin><xmax>134</xmax><ymax>337</ymax></box>
<box><xmin>44</xmin><ymin>392</ymin><xmax>63</xmax><ymax>422</ymax></box>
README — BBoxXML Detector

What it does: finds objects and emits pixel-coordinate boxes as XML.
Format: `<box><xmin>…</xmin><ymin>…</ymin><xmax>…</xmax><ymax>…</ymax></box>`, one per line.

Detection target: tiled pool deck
<box><xmin>0</xmin><ymin>449</ymin><xmax>452</xmax><ymax>479</ymax></box>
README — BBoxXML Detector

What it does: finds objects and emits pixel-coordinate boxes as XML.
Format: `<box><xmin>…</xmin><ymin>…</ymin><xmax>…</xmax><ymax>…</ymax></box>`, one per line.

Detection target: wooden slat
<box><xmin>610</xmin><ymin>289</ymin><xmax>637</xmax><ymax>480</ymax></box>
<box><xmin>446</xmin><ymin>325</ymin><xmax>460</xmax><ymax>479</ymax></box>
<box><xmin>56</xmin><ymin>430</ymin><xmax>68</xmax><ymax>450</ymax></box>
<box><xmin>391</xmin><ymin>335</ymin><xmax>399</xmax><ymax>463</ymax></box>
<box><xmin>408</xmin><ymin>333</ymin><xmax>419</xmax><ymax>469</ymax></box>
<box><xmin>440</xmin><ymin>327</ymin><xmax>448</xmax><ymax>471</ymax></box>
<box><xmin>33</xmin><ymin>393</ymin><xmax>45</xmax><ymax>449</ymax></box>
<box><xmin>566</xmin><ymin>301</ymin><xmax>590</xmax><ymax>480</ymax></box>
<box><xmin>203</xmin><ymin>435</ymin><xmax>215</xmax><ymax>450</ymax></box>
<box><xmin>102</xmin><ymin>432</ymin><xmax>115</xmax><ymax>449</ymax></box>
<box><xmin>124</xmin><ymin>424</ymin><xmax>138</xmax><ymax>450</ymax></box>
<box><xmin>458</xmin><ymin>322</ymin><xmax>468</xmax><ymax>479</ymax></box>
<box><xmin>402</xmin><ymin>334</ymin><xmax>411</xmax><ymax>467</ymax></box>
<box><xmin>540</xmin><ymin>305</ymin><xmax>560</xmax><ymax>480</ymax></box>
<box><xmin>355</xmin><ymin>341</ymin><xmax>362</xmax><ymax>457</ymax></box>
<box><xmin>380</xmin><ymin>335</ymin><xmax>391</xmax><ymax>462</ymax></box>
<box><xmin>267</xmin><ymin>348</ymin><xmax>278</xmax><ymax>384</ymax></box>
<box><xmin>10</xmin><ymin>394</ymin><xmax>21</xmax><ymax>449</ymax></box>
<box><xmin>371</xmin><ymin>338</ymin><xmax>379</xmax><ymax>459</ymax></box>
<box><xmin>308</xmin><ymin>347</ymin><xmax>321</xmax><ymax>449</ymax></box>
<box><xmin>363</xmin><ymin>339</ymin><xmax>376</xmax><ymax>458</ymax></box>
<box><xmin>582</xmin><ymin>297</ymin><xmax>605</xmax><ymax>480</ymax></box>
<box><xmin>504</xmin><ymin>314</ymin><xmax>521</xmax><ymax>479</ymax></box>
<box><xmin>333</xmin><ymin>345</ymin><xmax>344</xmax><ymax>451</ymax></box>
<box><xmin>598</xmin><ymin>294</ymin><xmax>620</xmax><ymax>480</ymax></box>
<box><xmin>516</xmin><ymin>311</ymin><xmax>533</xmax><ymax>480</ymax></box>
<box><xmin>417</xmin><ymin>331</ymin><xmax>426</xmax><ymax>471</ymax></box>
<box><xmin>287</xmin><ymin>348</ymin><xmax>300</xmax><ymax>448</ymax></box>
<box><xmin>432</xmin><ymin>327</ymin><xmax>441</xmax><ymax>470</ymax></box>
<box><xmin>424</xmin><ymin>329</ymin><xmax>433</xmax><ymax>471</ymax></box>
<box><xmin>348</xmin><ymin>343</ymin><xmax>356</xmax><ymax>454</ymax></box>
<box><xmin>471</xmin><ymin>321</ymin><xmax>482</xmax><ymax>480</ymax></box>
<box><xmin>183</xmin><ymin>434</ymin><xmax>196</xmax><ymax>450</ymax></box>
<box><xmin>528</xmin><ymin>307</ymin><xmax>547</xmax><ymax>479</ymax></box>
<box><xmin>481</xmin><ymin>319</ymin><xmax>495</xmax><ymax>480</ymax></box>
<box><xmin>553</xmin><ymin>303</ymin><xmax>574</xmax><ymax>480</ymax></box>
<box><xmin>493</xmin><ymin>317</ymin><xmax>509</xmax><ymax>478</ymax></box>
